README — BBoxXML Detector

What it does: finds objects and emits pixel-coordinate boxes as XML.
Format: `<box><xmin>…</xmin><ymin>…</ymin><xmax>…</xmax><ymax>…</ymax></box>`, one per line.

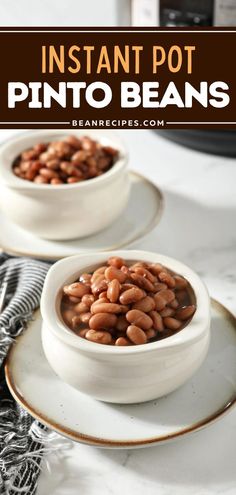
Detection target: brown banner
<box><xmin>0</xmin><ymin>27</ymin><xmax>235</xmax><ymax>129</ymax></box>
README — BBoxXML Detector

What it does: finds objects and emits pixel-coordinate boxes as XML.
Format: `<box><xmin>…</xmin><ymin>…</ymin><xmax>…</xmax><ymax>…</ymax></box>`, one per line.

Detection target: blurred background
<box><xmin>0</xmin><ymin>0</ymin><xmax>128</xmax><ymax>26</ymax></box>
<box><xmin>0</xmin><ymin>1</ymin><xmax>235</xmax><ymax>26</ymax></box>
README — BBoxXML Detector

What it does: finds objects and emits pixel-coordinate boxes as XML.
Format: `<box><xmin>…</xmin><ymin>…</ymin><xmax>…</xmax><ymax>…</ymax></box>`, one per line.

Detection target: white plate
<box><xmin>0</xmin><ymin>172</ymin><xmax>163</xmax><ymax>260</ymax></box>
<box><xmin>5</xmin><ymin>300</ymin><xmax>236</xmax><ymax>449</ymax></box>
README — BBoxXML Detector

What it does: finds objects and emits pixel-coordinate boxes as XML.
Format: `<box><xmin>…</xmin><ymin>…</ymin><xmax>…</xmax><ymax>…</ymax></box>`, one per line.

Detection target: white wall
<box><xmin>0</xmin><ymin>0</ymin><xmax>130</xmax><ymax>26</ymax></box>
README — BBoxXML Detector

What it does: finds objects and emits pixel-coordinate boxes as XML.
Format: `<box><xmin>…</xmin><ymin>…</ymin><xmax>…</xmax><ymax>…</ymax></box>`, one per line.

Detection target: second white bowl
<box><xmin>0</xmin><ymin>130</ymin><xmax>129</xmax><ymax>240</ymax></box>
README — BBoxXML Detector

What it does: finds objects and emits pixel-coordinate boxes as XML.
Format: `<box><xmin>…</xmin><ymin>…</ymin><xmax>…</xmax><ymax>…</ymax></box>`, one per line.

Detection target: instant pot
<box><xmin>131</xmin><ymin>0</ymin><xmax>236</xmax><ymax>156</ymax></box>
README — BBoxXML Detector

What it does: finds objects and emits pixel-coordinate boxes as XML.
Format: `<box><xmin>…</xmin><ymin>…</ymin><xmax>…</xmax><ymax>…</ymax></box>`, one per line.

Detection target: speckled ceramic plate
<box><xmin>0</xmin><ymin>172</ymin><xmax>163</xmax><ymax>261</ymax></box>
<box><xmin>5</xmin><ymin>299</ymin><xmax>236</xmax><ymax>449</ymax></box>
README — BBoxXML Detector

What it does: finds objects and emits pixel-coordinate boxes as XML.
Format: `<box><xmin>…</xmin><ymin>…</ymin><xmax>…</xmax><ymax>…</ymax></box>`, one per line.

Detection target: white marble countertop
<box><xmin>1</xmin><ymin>129</ymin><xmax>236</xmax><ymax>494</ymax></box>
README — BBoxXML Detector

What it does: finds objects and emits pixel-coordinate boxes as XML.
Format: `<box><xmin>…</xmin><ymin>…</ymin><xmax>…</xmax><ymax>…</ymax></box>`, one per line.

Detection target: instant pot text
<box><xmin>8</xmin><ymin>43</ymin><xmax>230</xmax><ymax>110</ymax></box>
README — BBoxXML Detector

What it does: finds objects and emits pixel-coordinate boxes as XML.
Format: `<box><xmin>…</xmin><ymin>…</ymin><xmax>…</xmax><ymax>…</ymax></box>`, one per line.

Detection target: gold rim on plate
<box><xmin>5</xmin><ymin>299</ymin><xmax>236</xmax><ymax>448</ymax></box>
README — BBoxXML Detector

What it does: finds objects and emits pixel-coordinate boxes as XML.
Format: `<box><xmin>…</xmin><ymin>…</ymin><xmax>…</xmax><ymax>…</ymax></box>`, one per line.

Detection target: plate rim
<box><xmin>5</xmin><ymin>299</ymin><xmax>236</xmax><ymax>448</ymax></box>
<box><xmin>0</xmin><ymin>171</ymin><xmax>164</xmax><ymax>261</ymax></box>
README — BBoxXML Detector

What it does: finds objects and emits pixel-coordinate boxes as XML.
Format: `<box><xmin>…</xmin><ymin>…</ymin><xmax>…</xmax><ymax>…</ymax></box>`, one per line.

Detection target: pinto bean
<box><xmin>99</xmin><ymin>291</ymin><xmax>108</xmax><ymax>299</ymax></box>
<box><xmin>115</xmin><ymin>337</ymin><xmax>131</xmax><ymax>346</ymax></box>
<box><xmin>39</xmin><ymin>151</ymin><xmax>53</xmax><ymax>163</ymax></box>
<box><xmin>65</xmin><ymin>135</ymin><xmax>81</xmax><ymax>148</ymax></box>
<box><xmin>149</xmin><ymin>263</ymin><xmax>166</xmax><ymax>275</ymax></box>
<box><xmin>130</xmin><ymin>273</ymin><xmax>155</xmax><ymax>292</ymax></box>
<box><xmin>130</xmin><ymin>262</ymin><xmax>148</xmax><ymax>271</ymax></box>
<box><xmin>126</xmin><ymin>309</ymin><xmax>153</xmax><ymax>330</ymax></box>
<box><xmin>91</xmin><ymin>275</ymin><xmax>107</xmax><ymax>295</ymax></box>
<box><xmin>34</xmin><ymin>175</ymin><xmax>48</xmax><ymax>184</ymax></box>
<box><xmin>160</xmin><ymin>307</ymin><xmax>175</xmax><ymax>317</ymax></box>
<box><xmin>153</xmin><ymin>282</ymin><xmax>168</xmax><ymax>292</ymax></box>
<box><xmin>31</xmin><ymin>160</ymin><xmax>43</xmax><ymax>172</ymax></box>
<box><xmin>107</xmin><ymin>256</ymin><xmax>125</xmax><ymax>269</ymax></box>
<box><xmin>120</xmin><ymin>265</ymin><xmax>132</xmax><ymax>277</ymax></box>
<box><xmin>163</xmin><ymin>317</ymin><xmax>182</xmax><ymax>330</ymax></box>
<box><xmin>154</xmin><ymin>294</ymin><xmax>167</xmax><ymax>311</ymax></box>
<box><xmin>39</xmin><ymin>168</ymin><xmax>58</xmax><ymax>180</ymax></box>
<box><xmin>49</xmin><ymin>140</ymin><xmax>72</xmax><ymax>157</ymax></box>
<box><xmin>72</xmin><ymin>150</ymin><xmax>89</xmax><ymax>163</ymax></box>
<box><xmin>169</xmin><ymin>299</ymin><xmax>179</xmax><ymax>309</ymax></box>
<box><xmin>89</xmin><ymin>313</ymin><xmax>117</xmax><ymax>330</ymax></box>
<box><xmin>132</xmin><ymin>266</ymin><xmax>157</xmax><ymax>283</ymax></box>
<box><xmin>51</xmin><ymin>178</ymin><xmax>63</xmax><ymax>185</ymax></box>
<box><xmin>91</xmin><ymin>302</ymin><xmax>122</xmax><ymax>314</ymax></box>
<box><xmin>174</xmin><ymin>276</ymin><xmax>188</xmax><ymax>289</ymax></box>
<box><xmin>68</xmin><ymin>296</ymin><xmax>81</xmax><ymax>304</ymax></box>
<box><xmin>63</xmin><ymin>282</ymin><xmax>90</xmax><ymax>298</ymax></box>
<box><xmin>82</xmin><ymin>294</ymin><xmax>95</xmax><ymax>307</ymax></box>
<box><xmin>158</xmin><ymin>271</ymin><xmax>176</xmax><ymax>288</ymax></box>
<box><xmin>46</xmin><ymin>159</ymin><xmax>60</xmax><ymax>170</ymax></box>
<box><xmin>119</xmin><ymin>287</ymin><xmax>144</xmax><ymax>305</ymax></box>
<box><xmin>132</xmin><ymin>296</ymin><xmax>156</xmax><ymax>312</ymax></box>
<box><xmin>126</xmin><ymin>325</ymin><xmax>147</xmax><ymax>345</ymax></box>
<box><xmin>105</xmin><ymin>266</ymin><xmax>126</xmax><ymax>283</ymax></box>
<box><xmin>149</xmin><ymin>311</ymin><xmax>164</xmax><ymax>332</ymax></box>
<box><xmin>119</xmin><ymin>305</ymin><xmax>130</xmax><ymax>313</ymax></box>
<box><xmin>175</xmin><ymin>305</ymin><xmax>196</xmax><ymax>320</ymax></box>
<box><xmin>158</xmin><ymin>289</ymin><xmax>175</xmax><ymax>304</ymax></box>
<box><xmin>120</xmin><ymin>283</ymin><xmax>137</xmax><ymax>292</ymax></box>
<box><xmin>34</xmin><ymin>143</ymin><xmax>47</xmax><ymax>154</ymax></box>
<box><xmin>25</xmin><ymin>167</ymin><xmax>38</xmax><ymax>181</ymax></box>
<box><xmin>107</xmin><ymin>279</ymin><xmax>120</xmax><ymax>303</ymax></box>
<box><xmin>145</xmin><ymin>328</ymin><xmax>156</xmax><ymax>339</ymax></box>
<box><xmin>79</xmin><ymin>273</ymin><xmax>92</xmax><ymax>285</ymax></box>
<box><xmin>85</xmin><ymin>329</ymin><xmax>112</xmax><ymax>345</ymax></box>
<box><xmin>92</xmin><ymin>266</ymin><xmax>107</xmax><ymax>278</ymax></box>
<box><xmin>80</xmin><ymin>312</ymin><xmax>92</xmax><ymax>324</ymax></box>
<box><xmin>91</xmin><ymin>297</ymin><xmax>109</xmax><ymax>307</ymax></box>
<box><xmin>75</xmin><ymin>302</ymin><xmax>90</xmax><ymax>314</ymax></box>
<box><xmin>22</xmin><ymin>149</ymin><xmax>38</xmax><ymax>160</ymax></box>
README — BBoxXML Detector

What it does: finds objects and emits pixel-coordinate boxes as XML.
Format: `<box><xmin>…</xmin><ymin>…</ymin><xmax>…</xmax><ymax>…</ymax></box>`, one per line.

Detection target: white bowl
<box><xmin>41</xmin><ymin>250</ymin><xmax>211</xmax><ymax>404</ymax></box>
<box><xmin>0</xmin><ymin>130</ymin><xmax>129</xmax><ymax>240</ymax></box>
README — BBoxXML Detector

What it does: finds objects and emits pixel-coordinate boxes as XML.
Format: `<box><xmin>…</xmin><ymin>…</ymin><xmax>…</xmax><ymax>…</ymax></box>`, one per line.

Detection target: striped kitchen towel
<box><xmin>0</xmin><ymin>253</ymin><xmax>51</xmax><ymax>495</ymax></box>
